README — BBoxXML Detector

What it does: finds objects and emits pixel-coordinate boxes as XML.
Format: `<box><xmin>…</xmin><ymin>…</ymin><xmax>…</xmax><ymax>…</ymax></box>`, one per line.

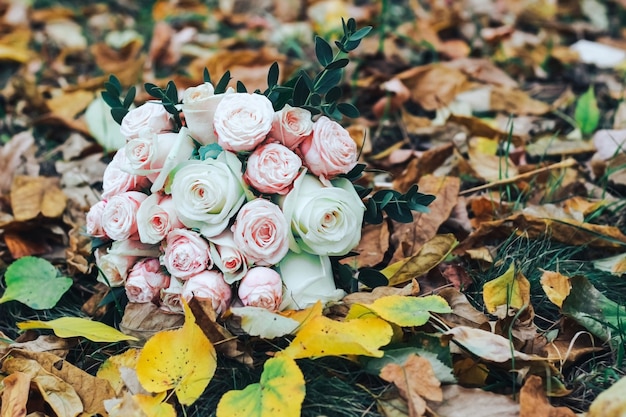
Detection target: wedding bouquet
<box><xmin>86</xmin><ymin>19</ymin><xmax>434</xmax><ymax>320</ymax></box>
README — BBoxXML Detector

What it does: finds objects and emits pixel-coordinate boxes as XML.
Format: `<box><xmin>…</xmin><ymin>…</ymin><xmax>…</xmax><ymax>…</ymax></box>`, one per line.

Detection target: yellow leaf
<box><xmin>216</xmin><ymin>356</ymin><xmax>305</xmax><ymax>417</ymax></box>
<box><xmin>382</xmin><ymin>234</ymin><xmax>458</xmax><ymax>286</ymax></box>
<box><xmin>97</xmin><ymin>348</ymin><xmax>140</xmax><ymax>395</ymax></box>
<box><xmin>279</xmin><ymin>315</ymin><xmax>393</xmax><ymax>359</ymax></box>
<box><xmin>539</xmin><ymin>270</ymin><xmax>571</xmax><ymax>308</ymax></box>
<box><xmin>17</xmin><ymin>317</ymin><xmax>138</xmax><ymax>342</ymax></box>
<box><xmin>482</xmin><ymin>263</ymin><xmax>530</xmax><ymax>315</ymax></box>
<box><xmin>347</xmin><ymin>295</ymin><xmax>452</xmax><ymax>327</ymax></box>
<box><xmin>588</xmin><ymin>375</ymin><xmax>626</xmax><ymax>417</ymax></box>
<box><xmin>134</xmin><ymin>392</ymin><xmax>176</xmax><ymax>417</ymax></box>
<box><xmin>136</xmin><ymin>300</ymin><xmax>216</xmax><ymax>405</ymax></box>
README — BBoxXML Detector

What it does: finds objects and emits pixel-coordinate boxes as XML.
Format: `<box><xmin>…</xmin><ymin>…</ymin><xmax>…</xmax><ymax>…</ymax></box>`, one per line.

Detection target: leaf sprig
<box><xmin>144</xmin><ymin>80</ymin><xmax>183</xmax><ymax>128</ymax></box>
<box><xmin>101</xmin><ymin>75</ymin><xmax>136</xmax><ymax>124</ymax></box>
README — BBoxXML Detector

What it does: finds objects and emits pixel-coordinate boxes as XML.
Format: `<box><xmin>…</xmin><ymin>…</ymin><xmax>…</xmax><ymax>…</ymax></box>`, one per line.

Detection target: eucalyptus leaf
<box><xmin>315</xmin><ymin>36</ymin><xmax>333</xmax><ymax>67</ymax></box>
<box><xmin>237</xmin><ymin>81</ymin><xmax>247</xmax><ymax>93</ymax></box>
<box><xmin>215</xmin><ymin>71</ymin><xmax>231</xmax><ymax>94</ymax></box>
<box><xmin>325</xmin><ymin>58</ymin><xmax>349</xmax><ymax>70</ymax></box>
<box><xmin>357</xmin><ymin>268</ymin><xmax>389</xmax><ymax>288</ymax></box>
<box><xmin>337</xmin><ymin>102</ymin><xmax>360</xmax><ymax>118</ymax></box>
<box><xmin>267</xmin><ymin>62</ymin><xmax>279</xmax><ymax>88</ymax></box>
<box><xmin>0</xmin><ymin>257</ymin><xmax>73</xmax><ymax>310</ymax></box>
<box><xmin>203</xmin><ymin>67</ymin><xmax>211</xmax><ymax>83</ymax></box>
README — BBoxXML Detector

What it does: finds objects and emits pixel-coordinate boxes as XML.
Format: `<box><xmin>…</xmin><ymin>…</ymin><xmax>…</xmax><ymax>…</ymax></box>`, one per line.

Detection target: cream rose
<box><xmin>209</xmin><ymin>230</ymin><xmax>249</xmax><ymax>284</ymax></box>
<box><xmin>231</xmin><ymin>198</ymin><xmax>290</xmax><ymax>266</ymax></box>
<box><xmin>243</xmin><ymin>143</ymin><xmax>302</xmax><ymax>195</ymax></box>
<box><xmin>299</xmin><ymin>116</ymin><xmax>358</xmax><ymax>179</ymax></box>
<box><xmin>101</xmin><ymin>191</ymin><xmax>148</xmax><ymax>241</ymax></box>
<box><xmin>281</xmin><ymin>173</ymin><xmax>364</xmax><ymax>256</ymax></box>
<box><xmin>214</xmin><ymin>93</ymin><xmax>274</xmax><ymax>152</ymax></box>
<box><xmin>278</xmin><ymin>250</ymin><xmax>345</xmax><ymax>310</ymax></box>
<box><xmin>125</xmin><ymin>258</ymin><xmax>171</xmax><ymax>303</ymax></box>
<box><xmin>149</xmin><ymin>127</ymin><xmax>196</xmax><ymax>193</ymax></box>
<box><xmin>182</xmin><ymin>82</ymin><xmax>234</xmax><ymax>145</ymax></box>
<box><xmin>86</xmin><ymin>200</ymin><xmax>108</xmax><ymax>239</ymax></box>
<box><xmin>162</xmin><ymin>228</ymin><xmax>212</xmax><ymax>279</ymax></box>
<box><xmin>120</xmin><ymin>102</ymin><xmax>173</xmax><ymax>141</ymax></box>
<box><xmin>95</xmin><ymin>239</ymin><xmax>160</xmax><ymax>287</ymax></box>
<box><xmin>101</xmin><ymin>149</ymin><xmax>150</xmax><ymax>200</ymax></box>
<box><xmin>270</xmin><ymin>104</ymin><xmax>313</xmax><ymax>149</ymax></box>
<box><xmin>160</xmin><ymin>277</ymin><xmax>184</xmax><ymax>314</ymax></box>
<box><xmin>170</xmin><ymin>151</ymin><xmax>246</xmax><ymax>237</ymax></box>
<box><xmin>181</xmin><ymin>270</ymin><xmax>232</xmax><ymax>314</ymax></box>
<box><xmin>136</xmin><ymin>193</ymin><xmax>183</xmax><ymax>244</ymax></box>
<box><xmin>238</xmin><ymin>267</ymin><xmax>283</xmax><ymax>311</ymax></box>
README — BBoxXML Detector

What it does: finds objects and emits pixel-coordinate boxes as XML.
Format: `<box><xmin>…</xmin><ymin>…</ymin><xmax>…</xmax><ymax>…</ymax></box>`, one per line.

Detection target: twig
<box><xmin>459</xmin><ymin>157</ymin><xmax>579</xmax><ymax>196</ymax></box>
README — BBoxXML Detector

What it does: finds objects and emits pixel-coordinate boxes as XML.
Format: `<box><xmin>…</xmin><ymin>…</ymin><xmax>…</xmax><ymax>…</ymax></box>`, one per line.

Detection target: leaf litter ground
<box><xmin>1</xmin><ymin>0</ymin><xmax>626</xmax><ymax>416</ymax></box>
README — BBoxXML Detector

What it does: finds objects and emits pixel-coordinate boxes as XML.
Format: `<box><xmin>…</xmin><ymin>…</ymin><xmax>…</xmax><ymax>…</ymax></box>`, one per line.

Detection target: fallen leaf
<box><xmin>444</xmin><ymin>326</ymin><xmax>535</xmax><ymax>362</ymax></box>
<box><xmin>482</xmin><ymin>263</ymin><xmax>531</xmax><ymax>316</ymax></box>
<box><xmin>539</xmin><ymin>270</ymin><xmax>571</xmax><ymax>307</ymax></box>
<box><xmin>45</xmin><ymin>89</ymin><xmax>95</xmax><ymax>120</ymax></box>
<box><xmin>134</xmin><ymin>392</ymin><xmax>176</xmax><ymax>417</ymax></box>
<box><xmin>216</xmin><ymin>356</ymin><xmax>305</xmax><ymax>417</ymax></box>
<box><xmin>430</xmin><ymin>384</ymin><xmax>520</xmax><ymax>417</ymax></box>
<box><xmin>229</xmin><ymin>306</ymin><xmax>300</xmax><ymax>338</ymax></box>
<box><xmin>379</xmin><ymin>354</ymin><xmax>442</xmax><ymax>417</ymax></box>
<box><xmin>437</xmin><ymin>288</ymin><xmax>490</xmax><ymax>329</ymax></box>
<box><xmin>519</xmin><ymin>375</ymin><xmax>576</xmax><ymax>417</ymax></box>
<box><xmin>97</xmin><ymin>348</ymin><xmax>141</xmax><ymax>396</ymax></box>
<box><xmin>0</xmin><ymin>131</ymin><xmax>35</xmax><ymax>196</ymax></box>
<box><xmin>10</xmin><ymin>176</ymin><xmax>67</xmax><ymax>221</ymax></box>
<box><xmin>347</xmin><ymin>295</ymin><xmax>452</xmax><ymax>327</ymax></box>
<box><xmin>397</xmin><ymin>64</ymin><xmax>473</xmax><ymax>111</ymax></box>
<box><xmin>0</xmin><ymin>257</ymin><xmax>72</xmax><ymax>309</ymax></box>
<box><xmin>382</xmin><ymin>234</ymin><xmax>458</xmax><ymax>287</ymax></box>
<box><xmin>593</xmin><ymin>253</ymin><xmax>626</xmax><ymax>276</ymax></box>
<box><xmin>348</xmin><ymin>222</ymin><xmax>390</xmax><ymax>269</ymax></box>
<box><xmin>279</xmin><ymin>315</ymin><xmax>393</xmax><ymax>359</ymax></box>
<box><xmin>390</xmin><ymin>176</ymin><xmax>460</xmax><ymax>263</ymax></box>
<box><xmin>136</xmin><ymin>300</ymin><xmax>216</xmax><ymax>405</ymax></box>
<box><xmin>17</xmin><ymin>317</ymin><xmax>139</xmax><ymax>343</ymax></box>
<box><xmin>588</xmin><ymin>375</ymin><xmax>626</xmax><ymax>417</ymax></box>
<box><xmin>0</xmin><ymin>372</ymin><xmax>30</xmax><ymax>417</ymax></box>
<box><xmin>119</xmin><ymin>302</ymin><xmax>185</xmax><ymax>343</ymax></box>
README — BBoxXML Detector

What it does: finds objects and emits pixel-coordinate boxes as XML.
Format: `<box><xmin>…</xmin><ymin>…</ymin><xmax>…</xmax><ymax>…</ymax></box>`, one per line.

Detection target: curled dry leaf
<box><xmin>539</xmin><ymin>270</ymin><xmax>571</xmax><ymax>308</ymax></box>
<box><xmin>0</xmin><ymin>371</ymin><xmax>30</xmax><ymax>417</ymax></box>
<box><xmin>519</xmin><ymin>375</ymin><xmax>576</xmax><ymax>417</ymax></box>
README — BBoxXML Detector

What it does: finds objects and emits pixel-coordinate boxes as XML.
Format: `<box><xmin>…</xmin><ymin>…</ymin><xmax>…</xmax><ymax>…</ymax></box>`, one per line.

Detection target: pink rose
<box><xmin>136</xmin><ymin>193</ymin><xmax>183</xmax><ymax>244</ymax></box>
<box><xmin>209</xmin><ymin>230</ymin><xmax>249</xmax><ymax>284</ymax></box>
<box><xmin>238</xmin><ymin>267</ymin><xmax>283</xmax><ymax>311</ymax></box>
<box><xmin>125</xmin><ymin>258</ymin><xmax>171</xmax><ymax>303</ymax></box>
<box><xmin>101</xmin><ymin>149</ymin><xmax>151</xmax><ymax>200</ymax></box>
<box><xmin>120</xmin><ymin>102</ymin><xmax>173</xmax><ymax>141</ymax></box>
<box><xmin>182</xmin><ymin>270</ymin><xmax>232</xmax><ymax>314</ymax></box>
<box><xmin>160</xmin><ymin>277</ymin><xmax>184</xmax><ymax>314</ymax></box>
<box><xmin>214</xmin><ymin>93</ymin><xmax>274</xmax><ymax>152</ymax></box>
<box><xmin>244</xmin><ymin>143</ymin><xmax>302</xmax><ymax>195</ymax></box>
<box><xmin>299</xmin><ymin>116</ymin><xmax>358</xmax><ymax>179</ymax></box>
<box><xmin>270</xmin><ymin>104</ymin><xmax>313</xmax><ymax>149</ymax></box>
<box><xmin>232</xmin><ymin>199</ymin><xmax>290</xmax><ymax>266</ymax></box>
<box><xmin>162</xmin><ymin>228</ymin><xmax>212</xmax><ymax>279</ymax></box>
<box><xmin>86</xmin><ymin>200</ymin><xmax>108</xmax><ymax>239</ymax></box>
<box><xmin>101</xmin><ymin>191</ymin><xmax>148</xmax><ymax>241</ymax></box>
<box><xmin>95</xmin><ymin>239</ymin><xmax>160</xmax><ymax>287</ymax></box>
<box><xmin>182</xmin><ymin>82</ymin><xmax>233</xmax><ymax>144</ymax></box>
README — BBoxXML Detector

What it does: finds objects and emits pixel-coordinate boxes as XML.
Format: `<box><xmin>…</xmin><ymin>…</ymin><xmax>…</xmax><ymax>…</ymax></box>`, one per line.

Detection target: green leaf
<box><xmin>216</xmin><ymin>356</ymin><xmax>305</xmax><ymax>417</ymax></box>
<box><xmin>101</xmin><ymin>90</ymin><xmax>122</xmax><ymax>108</ymax></box>
<box><xmin>349</xmin><ymin>26</ymin><xmax>373</xmax><ymax>41</ymax></box>
<box><xmin>348</xmin><ymin>295</ymin><xmax>452</xmax><ymax>327</ymax></box>
<box><xmin>144</xmin><ymin>83</ymin><xmax>162</xmax><ymax>98</ymax></box>
<box><xmin>110</xmin><ymin>107</ymin><xmax>129</xmax><ymax>125</ymax></box>
<box><xmin>310</xmin><ymin>93</ymin><xmax>322</xmax><ymax>106</ymax></box>
<box><xmin>215</xmin><ymin>71</ymin><xmax>232</xmax><ymax>94</ymax></box>
<box><xmin>292</xmin><ymin>76</ymin><xmax>310</xmax><ymax>107</ymax></box>
<box><xmin>17</xmin><ymin>317</ymin><xmax>138</xmax><ymax>342</ymax></box>
<box><xmin>267</xmin><ymin>62</ymin><xmax>279</xmax><ymax>88</ymax></box>
<box><xmin>108</xmin><ymin>74</ymin><xmax>122</xmax><ymax>93</ymax></box>
<box><xmin>203</xmin><ymin>67</ymin><xmax>212</xmax><ymax>84</ymax></box>
<box><xmin>574</xmin><ymin>86</ymin><xmax>600</xmax><ymax>135</ymax></box>
<box><xmin>315</xmin><ymin>68</ymin><xmax>343</xmax><ymax>94</ymax></box>
<box><xmin>0</xmin><ymin>257</ymin><xmax>72</xmax><ymax>309</ymax></box>
<box><xmin>236</xmin><ymin>81</ymin><xmax>247</xmax><ymax>93</ymax></box>
<box><xmin>315</xmin><ymin>36</ymin><xmax>333</xmax><ymax>67</ymax></box>
<box><xmin>325</xmin><ymin>58</ymin><xmax>349</xmax><ymax>70</ymax></box>
<box><xmin>122</xmin><ymin>86</ymin><xmax>136</xmax><ymax>109</ymax></box>
<box><xmin>337</xmin><ymin>102</ymin><xmax>360</xmax><ymax>118</ymax></box>
<box><xmin>325</xmin><ymin>86</ymin><xmax>342</xmax><ymax>104</ymax></box>
<box><xmin>165</xmin><ymin>80</ymin><xmax>178</xmax><ymax>104</ymax></box>
<box><xmin>357</xmin><ymin>268</ymin><xmax>389</xmax><ymax>288</ymax></box>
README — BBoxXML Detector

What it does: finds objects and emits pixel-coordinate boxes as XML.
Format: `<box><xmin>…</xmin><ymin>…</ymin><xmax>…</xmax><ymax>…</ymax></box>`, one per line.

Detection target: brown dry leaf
<box><xmin>0</xmin><ymin>27</ymin><xmax>33</xmax><ymax>63</ymax></box>
<box><xmin>445</xmin><ymin>326</ymin><xmax>535</xmax><ymax>362</ymax></box>
<box><xmin>379</xmin><ymin>354</ymin><xmax>442</xmax><ymax>417</ymax></box>
<box><xmin>390</xmin><ymin>176</ymin><xmax>460</xmax><ymax>263</ymax></box>
<box><xmin>348</xmin><ymin>222</ymin><xmax>390</xmax><ymax>269</ymax></box>
<box><xmin>188</xmin><ymin>297</ymin><xmax>253</xmax><ymax>367</ymax></box>
<box><xmin>0</xmin><ymin>372</ymin><xmax>30</xmax><ymax>417</ymax></box>
<box><xmin>7</xmin><ymin>349</ymin><xmax>116</xmax><ymax>416</ymax></box>
<box><xmin>396</xmin><ymin>64</ymin><xmax>474</xmax><ymax>111</ymax></box>
<box><xmin>540</xmin><ymin>319</ymin><xmax>603</xmax><ymax>365</ymax></box>
<box><xmin>437</xmin><ymin>288</ymin><xmax>490</xmax><ymax>330</ymax></box>
<box><xmin>468</xmin><ymin>148</ymin><xmax>519</xmax><ymax>182</ymax></box>
<box><xmin>10</xmin><ymin>335</ymin><xmax>71</xmax><ymax>359</ymax></box>
<box><xmin>444</xmin><ymin>58</ymin><xmax>519</xmax><ymax>88</ymax></box>
<box><xmin>342</xmin><ymin>279</ymin><xmax>420</xmax><ymax>307</ymax></box>
<box><xmin>490</xmin><ymin>86</ymin><xmax>552</xmax><ymax>115</ymax></box>
<box><xmin>607</xmin><ymin>152</ymin><xmax>626</xmax><ymax>187</ymax></box>
<box><xmin>91</xmin><ymin>39</ymin><xmax>145</xmax><ymax>86</ymax></box>
<box><xmin>10</xmin><ymin>176</ymin><xmax>67</xmax><ymax>221</ymax></box>
<box><xmin>0</xmin><ymin>131</ymin><xmax>36</xmax><ymax>196</ymax></box>
<box><xmin>430</xmin><ymin>384</ymin><xmax>519</xmax><ymax>417</ymax></box>
<box><xmin>119</xmin><ymin>302</ymin><xmax>185</xmax><ymax>343</ymax></box>
<box><xmin>45</xmin><ymin>90</ymin><xmax>95</xmax><ymax>121</ymax></box>
<box><xmin>540</xmin><ymin>270</ymin><xmax>571</xmax><ymax>308</ymax></box>
<box><xmin>453</xmin><ymin>357</ymin><xmax>490</xmax><ymax>387</ymax></box>
<box><xmin>393</xmin><ymin>143</ymin><xmax>455</xmax><ymax>193</ymax></box>
<box><xmin>519</xmin><ymin>375</ymin><xmax>576</xmax><ymax>417</ymax></box>
<box><xmin>372</xmin><ymin>78</ymin><xmax>411</xmax><ymax>118</ymax></box>
<box><xmin>448</xmin><ymin>115</ymin><xmax>524</xmax><ymax>146</ymax></box>
<box><xmin>3</xmin><ymin>231</ymin><xmax>52</xmax><ymax>259</ymax></box>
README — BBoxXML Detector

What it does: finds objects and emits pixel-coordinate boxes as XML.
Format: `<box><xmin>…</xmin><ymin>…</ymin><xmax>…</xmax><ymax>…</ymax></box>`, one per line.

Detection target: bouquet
<box><xmin>86</xmin><ymin>18</ymin><xmax>435</xmax><ymax>322</ymax></box>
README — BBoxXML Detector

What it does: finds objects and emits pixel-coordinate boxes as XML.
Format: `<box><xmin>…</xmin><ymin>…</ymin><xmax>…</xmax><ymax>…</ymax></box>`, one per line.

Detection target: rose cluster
<box><xmin>86</xmin><ymin>82</ymin><xmax>364</xmax><ymax>315</ymax></box>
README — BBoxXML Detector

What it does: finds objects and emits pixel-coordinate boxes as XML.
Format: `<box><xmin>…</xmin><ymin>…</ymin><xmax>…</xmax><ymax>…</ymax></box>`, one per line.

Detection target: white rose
<box><xmin>209</xmin><ymin>230</ymin><xmax>249</xmax><ymax>284</ymax></box>
<box><xmin>120</xmin><ymin>102</ymin><xmax>173</xmax><ymax>141</ymax></box>
<box><xmin>149</xmin><ymin>127</ymin><xmax>196</xmax><ymax>193</ymax></box>
<box><xmin>182</xmin><ymin>82</ymin><xmax>234</xmax><ymax>145</ymax></box>
<box><xmin>278</xmin><ymin>250</ymin><xmax>345</xmax><ymax>310</ymax></box>
<box><xmin>214</xmin><ymin>93</ymin><xmax>274</xmax><ymax>152</ymax></box>
<box><xmin>170</xmin><ymin>151</ymin><xmax>246</xmax><ymax>237</ymax></box>
<box><xmin>281</xmin><ymin>173</ymin><xmax>365</xmax><ymax>256</ymax></box>
<box><xmin>95</xmin><ymin>240</ymin><xmax>160</xmax><ymax>287</ymax></box>
<box><xmin>136</xmin><ymin>193</ymin><xmax>183</xmax><ymax>244</ymax></box>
